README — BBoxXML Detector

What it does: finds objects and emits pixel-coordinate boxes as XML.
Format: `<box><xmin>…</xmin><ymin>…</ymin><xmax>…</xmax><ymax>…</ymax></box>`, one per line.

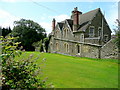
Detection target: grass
<box><xmin>16</xmin><ymin>51</ymin><xmax>118</xmax><ymax>88</ymax></box>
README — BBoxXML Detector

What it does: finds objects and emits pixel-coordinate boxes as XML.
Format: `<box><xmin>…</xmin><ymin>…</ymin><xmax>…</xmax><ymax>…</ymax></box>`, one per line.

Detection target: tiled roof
<box><xmin>56</xmin><ymin>8</ymin><xmax>100</xmax><ymax>31</ymax></box>
<box><xmin>79</xmin><ymin>8</ymin><xmax>100</xmax><ymax>25</ymax></box>
<box><xmin>78</xmin><ymin>8</ymin><xmax>100</xmax><ymax>31</ymax></box>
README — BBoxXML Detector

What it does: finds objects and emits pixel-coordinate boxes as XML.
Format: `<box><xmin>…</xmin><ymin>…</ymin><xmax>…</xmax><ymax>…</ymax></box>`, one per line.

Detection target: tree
<box><xmin>114</xmin><ymin>19</ymin><xmax>120</xmax><ymax>60</ymax></box>
<box><xmin>32</xmin><ymin>40</ymin><xmax>44</xmax><ymax>52</ymax></box>
<box><xmin>32</xmin><ymin>37</ymin><xmax>50</xmax><ymax>52</ymax></box>
<box><xmin>12</xmin><ymin>19</ymin><xmax>46</xmax><ymax>51</ymax></box>
<box><xmin>0</xmin><ymin>27</ymin><xmax>12</xmax><ymax>37</ymax></box>
<box><xmin>43</xmin><ymin>37</ymin><xmax>50</xmax><ymax>52</ymax></box>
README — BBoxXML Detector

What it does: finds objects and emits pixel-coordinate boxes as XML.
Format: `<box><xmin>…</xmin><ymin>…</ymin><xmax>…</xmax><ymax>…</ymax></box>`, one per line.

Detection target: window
<box><xmin>104</xmin><ymin>35</ymin><xmax>108</xmax><ymax>42</ymax></box>
<box><xmin>81</xmin><ymin>34</ymin><xmax>84</xmax><ymax>42</ymax></box>
<box><xmin>76</xmin><ymin>44</ymin><xmax>81</xmax><ymax>54</ymax></box>
<box><xmin>64</xmin><ymin>43</ymin><xmax>69</xmax><ymax>53</ymax></box>
<box><xmin>89</xmin><ymin>26</ymin><xmax>94</xmax><ymax>37</ymax></box>
<box><xmin>98</xmin><ymin>27</ymin><xmax>102</xmax><ymax>37</ymax></box>
<box><xmin>64</xmin><ymin>28</ymin><xmax>68</xmax><ymax>38</ymax></box>
<box><xmin>56</xmin><ymin>43</ymin><xmax>59</xmax><ymax>51</ymax></box>
<box><xmin>77</xmin><ymin>45</ymin><xmax>80</xmax><ymax>53</ymax></box>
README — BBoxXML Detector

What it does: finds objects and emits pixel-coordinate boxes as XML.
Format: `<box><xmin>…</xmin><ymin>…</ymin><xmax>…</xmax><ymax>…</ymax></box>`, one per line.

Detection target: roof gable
<box><xmin>79</xmin><ymin>8</ymin><xmax>100</xmax><ymax>25</ymax></box>
<box><xmin>54</xmin><ymin>8</ymin><xmax>111</xmax><ymax>33</ymax></box>
<box><xmin>66</xmin><ymin>19</ymin><xmax>73</xmax><ymax>30</ymax></box>
<box><xmin>78</xmin><ymin>8</ymin><xmax>100</xmax><ymax>31</ymax></box>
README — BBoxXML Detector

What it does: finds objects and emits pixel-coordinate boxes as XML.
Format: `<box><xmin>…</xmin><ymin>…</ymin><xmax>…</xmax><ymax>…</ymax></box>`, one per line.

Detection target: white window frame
<box><xmin>89</xmin><ymin>26</ymin><xmax>95</xmax><ymax>37</ymax></box>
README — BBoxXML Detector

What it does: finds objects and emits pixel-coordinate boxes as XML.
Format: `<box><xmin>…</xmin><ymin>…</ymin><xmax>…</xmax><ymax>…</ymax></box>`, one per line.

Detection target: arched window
<box><xmin>56</xmin><ymin>42</ymin><xmax>59</xmax><ymax>51</ymax></box>
<box><xmin>64</xmin><ymin>43</ymin><xmax>69</xmax><ymax>53</ymax></box>
<box><xmin>64</xmin><ymin>28</ymin><xmax>68</xmax><ymax>38</ymax></box>
<box><xmin>66</xmin><ymin>44</ymin><xmax>69</xmax><ymax>52</ymax></box>
<box><xmin>76</xmin><ymin>44</ymin><xmax>81</xmax><ymax>54</ymax></box>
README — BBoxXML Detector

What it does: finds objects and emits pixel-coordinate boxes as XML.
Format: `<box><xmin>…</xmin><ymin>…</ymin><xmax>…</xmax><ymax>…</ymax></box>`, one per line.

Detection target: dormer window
<box><xmin>64</xmin><ymin>28</ymin><xmax>68</xmax><ymax>38</ymax></box>
<box><xmin>89</xmin><ymin>26</ymin><xmax>94</xmax><ymax>37</ymax></box>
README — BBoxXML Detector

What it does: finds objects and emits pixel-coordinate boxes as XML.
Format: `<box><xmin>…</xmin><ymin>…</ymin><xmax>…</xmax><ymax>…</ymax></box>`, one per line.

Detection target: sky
<box><xmin>0</xmin><ymin>0</ymin><xmax>119</xmax><ymax>34</ymax></box>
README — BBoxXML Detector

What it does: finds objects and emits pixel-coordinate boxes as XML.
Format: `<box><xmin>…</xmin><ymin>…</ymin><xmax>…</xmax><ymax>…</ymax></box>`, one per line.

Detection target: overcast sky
<box><xmin>0</xmin><ymin>0</ymin><xmax>119</xmax><ymax>34</ymax></box>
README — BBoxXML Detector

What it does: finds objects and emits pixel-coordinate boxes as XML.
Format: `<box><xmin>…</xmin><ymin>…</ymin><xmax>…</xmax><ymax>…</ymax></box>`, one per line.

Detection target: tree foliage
<box><xmin>0</xmin><ymin>36</ymin><xmax>50</xmax><ymax>89</ymax></box>
<box><xmin>32</xmin><ymin>37</ymin><xmax>50</xmax><ymax>52</ymax></box>
<box><xmin>32</xmin><ymin>40</ymin><xmax>44</xmax><ymax>52</ymax></box>
<box><xmin>0</xmin><ymin>27</ymin><xmax>12</xmax><ymax>37</ymax></box>
<box><xmin>12</xmin><ymin>19</ymin><xmax>46</xmax><ymax>51</ymax></box>
<box><xmin>43</xmin><ymin>37</ymin><xmax>50</xmax><ymax>52</ymax></box>
<box><xmin>114</xmin><ymin>19</ymin><xmax>120</xmax><ymax>53</ymax></box>
<box><xmin>114</xmin><ymin>19</ymin><xmax>120</xmax><ymax>60</ymax></box>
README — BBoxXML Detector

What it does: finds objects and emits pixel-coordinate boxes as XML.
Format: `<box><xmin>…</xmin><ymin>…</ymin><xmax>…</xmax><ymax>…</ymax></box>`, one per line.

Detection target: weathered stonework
<box><xmin>49</xmin><ymin>7</ymin><xmax>118</xmax><ymax>59</ymax></box>
<box><xmin>101</xmin><ymin>39</ymin><xmax>118</xmax><ymax>59</ymax></box>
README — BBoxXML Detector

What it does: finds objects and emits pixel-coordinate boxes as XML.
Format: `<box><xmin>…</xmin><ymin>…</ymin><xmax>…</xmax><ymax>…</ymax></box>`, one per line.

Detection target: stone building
<box><xmin>48</xmin><ymin>7</ymin><xmax>118</xmax><ymax>59</ymax></box>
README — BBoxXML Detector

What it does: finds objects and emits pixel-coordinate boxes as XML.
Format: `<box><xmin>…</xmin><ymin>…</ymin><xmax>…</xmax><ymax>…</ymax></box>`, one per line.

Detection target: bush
<box><xmin>0</xmin><ymin>36</ymin><xmax>51</xmax><ymax>89</ymax></box>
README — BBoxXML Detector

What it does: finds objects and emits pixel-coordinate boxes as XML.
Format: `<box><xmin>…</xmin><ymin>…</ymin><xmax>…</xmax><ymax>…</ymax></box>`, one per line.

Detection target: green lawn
<box><xmin>17</xmin><ymin>51</ymin><xmax>118</xmax><ymax>88</ymax></box>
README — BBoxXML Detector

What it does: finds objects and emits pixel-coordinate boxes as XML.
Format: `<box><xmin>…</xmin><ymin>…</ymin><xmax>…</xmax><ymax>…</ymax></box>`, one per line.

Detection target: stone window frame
<box><xmin>89</xmin><ymin>26</ymin><xmax>95</xmax><ymax>37</ymax></box>
<box><xmin>64</xmin><ymin>42</ymin><xmax>69</xmax><ymax>53</ymax></box>
<box><xmin>75</xmin><ymin>44</ymin><xmax>81</xmax><ymax>54</ymax></box>
<box><xmin>98</xmin><ymin>27</ymin><xmax>102</xmax><ymax>37</ymax></box>
<box><xmin>56</xmin><ymin>42</ymin><xmax>59</xmax><ymax>51</ymax></box>
<box><xmin>64</xmin><ymin>28</ymin><xmax>69</xmax><ymax>38</ymax></box>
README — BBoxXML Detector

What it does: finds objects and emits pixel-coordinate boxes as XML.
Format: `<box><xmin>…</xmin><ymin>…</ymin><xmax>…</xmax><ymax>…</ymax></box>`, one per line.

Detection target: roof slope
<box><xmin>78</xmin><ymin>8</ymin><xmax>100</xmax><ymax>31</ymax></box>
<box><xmin>56</xmin><ymin>8</ymin><xmax>100</xmax><ymax>31</ymax></box>
<box><xmin>79</xmin><ymin>8</ymin><xmax>100</xmax><ymax>25</ymax></box>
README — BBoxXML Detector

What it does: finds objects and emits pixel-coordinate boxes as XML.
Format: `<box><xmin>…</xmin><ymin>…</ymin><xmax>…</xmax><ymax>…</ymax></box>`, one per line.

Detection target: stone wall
<box><xmin>101</xmin><ymin>39</ymin><xmax>118</xmax><ymax>59</ymax></box>
<box><xmin>49</xmin><ymin>36</ymin><xmax>118</xmax><ymax>59</ymax></box>
<box><xmin>81</xmin><ymin>44</ymin><xmax>100</xmax><ymax>58</ymax></box>
<box><xmin>84</xmin><ymin>38</ymin><xmax>100</xmax><ymax>45</ymax></box>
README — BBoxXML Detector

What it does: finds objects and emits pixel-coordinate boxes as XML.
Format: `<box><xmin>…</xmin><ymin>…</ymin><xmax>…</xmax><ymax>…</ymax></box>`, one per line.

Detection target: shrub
<box><xmin>0</xmin><ymin>36</ymin><xmax>51</xmax><ymax>89</ymax></box>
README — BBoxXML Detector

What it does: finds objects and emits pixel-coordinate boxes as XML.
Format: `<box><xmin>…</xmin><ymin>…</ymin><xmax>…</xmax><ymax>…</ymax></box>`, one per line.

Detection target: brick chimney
<box><xmin>52</xmin><ymin>18</ymin><xmax>56</xmax><ymax>31</ymax></box>
<box><xmin>72</xmin><ymin>7</ymin><xmax>82</xmax><ymax>32</ymax></box>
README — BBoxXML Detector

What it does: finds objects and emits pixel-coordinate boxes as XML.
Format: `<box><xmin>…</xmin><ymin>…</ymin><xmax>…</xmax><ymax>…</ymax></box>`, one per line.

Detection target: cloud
<box><xmin>54</xmin><ymin>14</ymin><xmax>70</xmax><ymax>22</ymax></box>
<box><xmin>39</xmin><ymin>22</ymin><xmax>52</xmax><ymax>34</ymax></box>
<box><xmin>0</xmin><ymin>9</ymin><xmax>20</xmax><ymax>28</ymax></box>
<box><xmin>0</xmin><ymin>9</ymin><xmax>70</xmax><ymax>35</ymax></box>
